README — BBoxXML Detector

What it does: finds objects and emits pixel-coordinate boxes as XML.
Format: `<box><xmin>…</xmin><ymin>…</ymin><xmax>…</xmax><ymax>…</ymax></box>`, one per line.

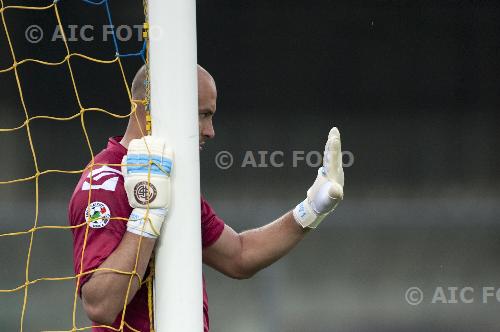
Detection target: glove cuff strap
<box><xmin>293</xmin><ymin>198</ymin><xmax>326</xmax><ymax>229</ymax></box>
<box><xmin>127</xmin><ymin>208</ymin><xmax>166</xmax><ymax>239</ymax></box>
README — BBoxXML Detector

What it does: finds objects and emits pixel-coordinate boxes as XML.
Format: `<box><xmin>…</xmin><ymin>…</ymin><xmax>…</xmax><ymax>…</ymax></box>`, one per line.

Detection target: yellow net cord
<box><xmin>0</xmin><ymin>0</ymin><xmax>155</xmax><ymax>331</ymax></box>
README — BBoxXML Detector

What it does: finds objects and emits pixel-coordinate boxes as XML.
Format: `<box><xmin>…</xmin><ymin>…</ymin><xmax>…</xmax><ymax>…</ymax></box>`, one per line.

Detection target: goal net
<box><xmin>0</xmin><ymin>0</ymin><xmax>201</xmax><ymax>331</ymax></box>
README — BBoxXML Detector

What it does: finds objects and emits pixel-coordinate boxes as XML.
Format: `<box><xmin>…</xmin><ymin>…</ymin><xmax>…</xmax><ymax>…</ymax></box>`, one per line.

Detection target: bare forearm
<box><xmin>239</xmin><ymin>211</ymin><xmax>308</xmax><ymax>276</ymax></box>
<box><xmin>82</xmin><ymin>232</ymin><xmax>155</xmax><ymax>324</ymax></box>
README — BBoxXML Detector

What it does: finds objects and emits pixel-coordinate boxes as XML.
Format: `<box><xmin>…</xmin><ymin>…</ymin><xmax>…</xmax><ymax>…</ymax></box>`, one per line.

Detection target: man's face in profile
<box><xmin>197</xmin><ymin>69</ymin><xmax>217</xmax><ymax>150</ymax></box>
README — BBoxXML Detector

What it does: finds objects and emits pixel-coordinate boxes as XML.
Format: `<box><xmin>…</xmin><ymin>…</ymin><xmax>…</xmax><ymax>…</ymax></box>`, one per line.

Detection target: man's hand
<box><xmin>122</xmin><ymin>136</ymin><xmax>173</xmax><ymax>238</ymax></box>
<box><xmin>203</xmin><ymin>129</ymin><xmax>344</xmax><ymax>278</ymax></box>
<box><xmin>293</xmin><ymin>127</ymin><xmax>344</xmax><ymax>228</ymax></box>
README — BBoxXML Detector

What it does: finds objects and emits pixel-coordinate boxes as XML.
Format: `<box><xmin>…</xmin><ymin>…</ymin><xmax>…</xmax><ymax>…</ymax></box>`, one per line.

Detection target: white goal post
<box><xmin>148</xmin><ymin>0</ymin><xmax>203</xmax><ymax>331</ymax></box>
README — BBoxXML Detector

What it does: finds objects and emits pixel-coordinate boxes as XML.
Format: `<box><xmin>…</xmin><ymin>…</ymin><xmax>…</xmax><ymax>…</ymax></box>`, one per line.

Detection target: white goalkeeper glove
<box><xmin>122</xmin><ymin>136</ymin><xmax>173</xmax><ymax>238</ymax></box>
<box><xmin>293</xmin><ymin>127</ymin><xmax>344</xmax><ymax>228</ymax></box>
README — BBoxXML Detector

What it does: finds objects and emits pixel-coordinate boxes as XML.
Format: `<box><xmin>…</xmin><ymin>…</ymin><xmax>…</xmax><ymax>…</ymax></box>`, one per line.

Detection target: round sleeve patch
<box><xmin>85</xmin><ymin>201</ymin><xmax>111</xmax><ymax>229</ymax></box>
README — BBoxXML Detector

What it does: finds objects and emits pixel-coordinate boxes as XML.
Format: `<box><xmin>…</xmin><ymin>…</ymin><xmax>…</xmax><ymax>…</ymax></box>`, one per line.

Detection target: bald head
<box><xmin>131</xmin><ymin>65</ymin><xmax>147</xmax><ymax>101</ymax></box>
<box><xmin>124</xmin><ymin>64</ymin><xmax>217</xmax><ymax>149</ymax></box>
<box><xmin>197</xmin><ymin>65</ymin><xmax>216</xmax><ymax>92</ymax></box>
<box><xmin>131</xmin><ymin>64</ymin><xmax>216</xmax><ymax>102</ymax></box>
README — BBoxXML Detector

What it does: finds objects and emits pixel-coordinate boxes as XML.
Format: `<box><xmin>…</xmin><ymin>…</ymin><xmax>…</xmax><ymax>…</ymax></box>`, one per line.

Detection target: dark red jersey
<box><xmin>68</xmin><ymin>137</ymin><xmax>225</xmax><ymax>331</ymax></box>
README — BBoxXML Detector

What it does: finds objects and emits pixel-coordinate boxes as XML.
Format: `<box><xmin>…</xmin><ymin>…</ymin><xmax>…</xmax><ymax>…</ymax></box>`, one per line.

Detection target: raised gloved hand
<box><xmin>293</xmin><ymin>127</ymin><xmax>344</xmax><ymax>228</ymax></box>
<box><xmin>122</xmin><ymin>136</ymin><xmax>173</xmax><ymax>238</ymax></box>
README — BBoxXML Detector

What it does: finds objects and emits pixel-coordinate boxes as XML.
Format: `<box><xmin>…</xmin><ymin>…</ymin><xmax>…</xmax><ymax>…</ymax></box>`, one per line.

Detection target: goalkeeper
<box><xmin>68</xmin><ymin>65</ymin><xmax>344</xmax><ymax>332</ymax></box>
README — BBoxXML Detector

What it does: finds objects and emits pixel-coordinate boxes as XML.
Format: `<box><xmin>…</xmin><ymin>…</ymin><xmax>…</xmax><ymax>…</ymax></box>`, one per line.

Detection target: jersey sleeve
<box><xmin>200</xmin><ymin>197</ymin><xmax>225</xmax><ymax>248</ymax></box>
<box><xmin>68</xmin><ymin>174</ymin><xmax>132</xmax><ymax>295</ymax></box>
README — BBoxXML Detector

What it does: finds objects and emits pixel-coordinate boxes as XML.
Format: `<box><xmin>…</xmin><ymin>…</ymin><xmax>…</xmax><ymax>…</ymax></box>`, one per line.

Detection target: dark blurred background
<box><xmin>1</xmin><ymin>0</ymin><xmax>499</xmax><ymax>331</ymax></box>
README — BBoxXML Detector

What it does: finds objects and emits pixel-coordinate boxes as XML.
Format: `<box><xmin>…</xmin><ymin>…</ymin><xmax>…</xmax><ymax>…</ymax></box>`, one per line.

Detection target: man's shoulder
<box><xmin>68</xmin><ymin>138</ymin><xmax>128</xmax><ymax>224</ymax></box>
<box><xmin>73</xmin><ymin>149</ymin><xmax>124</xmax><ymax>196</ymax></box>
<box><xmin>75</xmin><ymin>137</ymin><xmax>126</xmax><ymax>189</ymax></box>
<box><xmin>92</xmin><ymin>137</ymin><xmax>127</xmax><ymax>166</ymax></box>
<box><xmin>200</xmin><ymin>195</ymin><xmax>223</xmax><ymax>224</ymax></box>
<box><xmin>199</xmin><ymin>195</ymin><xmax>225</xmax><ymax>248</ymax></box>
<box><xmin>200</xmin><ymin>195</ymin><xmax>211</xmax><ymax>217</ymax></box>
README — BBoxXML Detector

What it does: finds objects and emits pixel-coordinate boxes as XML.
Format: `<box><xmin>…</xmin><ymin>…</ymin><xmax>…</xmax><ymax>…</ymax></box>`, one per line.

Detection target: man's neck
<box><xmin>119</xmin><ymin>137</ymin><xmax>129</xmax><ymax>150</ymax></box>
<box><xmin>120</xmin><ymin>130</ymin><xmax>142</xmax><ymax>150</ymax></box>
